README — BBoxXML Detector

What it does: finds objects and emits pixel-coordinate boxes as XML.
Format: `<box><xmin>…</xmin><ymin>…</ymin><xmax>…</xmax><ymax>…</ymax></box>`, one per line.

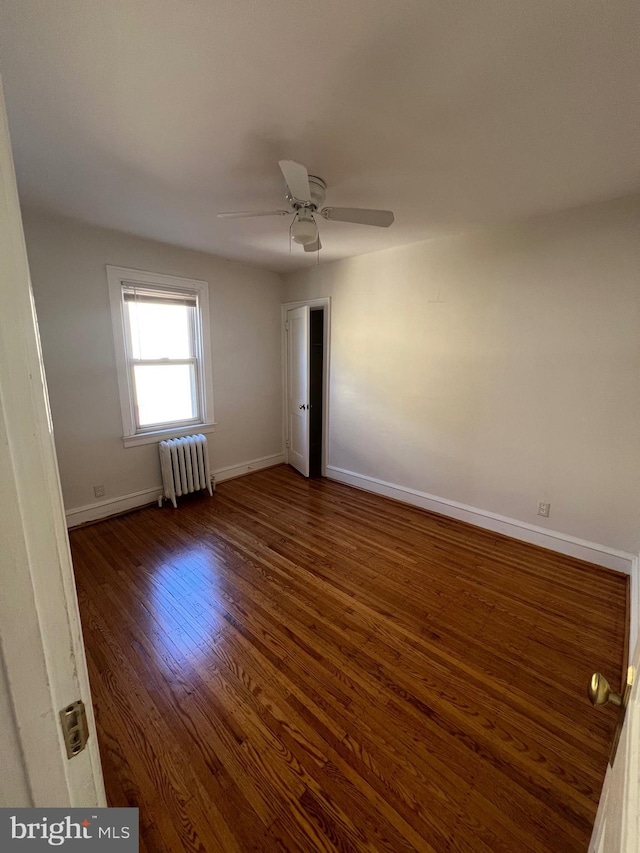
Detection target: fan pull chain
<box><xmin>288</xmin><ymin>214</ymin><xmax>296</xmax><ymax>254</ymax></box>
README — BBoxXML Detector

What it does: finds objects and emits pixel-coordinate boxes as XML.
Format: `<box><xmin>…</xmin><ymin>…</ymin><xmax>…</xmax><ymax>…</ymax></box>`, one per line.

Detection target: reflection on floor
<box><xmin>71</xmin><ymin>465</ymin><xmax>628</xmax><ymax>852</ymax></box>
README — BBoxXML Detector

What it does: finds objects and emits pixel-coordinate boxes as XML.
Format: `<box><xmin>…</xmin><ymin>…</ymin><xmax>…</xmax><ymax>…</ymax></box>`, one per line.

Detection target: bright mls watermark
<box><xmin>0</xmin><ymin>809</ymin><xmax>138</xmax><ymax>850</ymax></box>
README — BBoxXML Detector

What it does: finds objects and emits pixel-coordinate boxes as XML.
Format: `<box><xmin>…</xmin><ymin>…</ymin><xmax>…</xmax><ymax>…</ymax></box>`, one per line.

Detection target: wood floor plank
<box><xmin>70</xmin><ymin>465</ymin><xmax>628</xmax><ymax>852</ymax></box>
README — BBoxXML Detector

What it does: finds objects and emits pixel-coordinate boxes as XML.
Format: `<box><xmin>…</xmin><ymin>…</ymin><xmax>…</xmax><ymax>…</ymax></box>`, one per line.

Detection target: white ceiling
<box><xmin>1</xmin><ymin>0</ymin><xmax>639</xmax><ymax>272</ymax></box>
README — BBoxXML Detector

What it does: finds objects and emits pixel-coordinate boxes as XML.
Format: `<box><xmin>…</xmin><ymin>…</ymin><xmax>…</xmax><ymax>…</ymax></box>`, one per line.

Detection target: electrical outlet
<box><xmin>94</xmin><ymin>484</ymin><xmax>105</xmax><ymax>498</ymax></box>
<box><xmin>537</xmin><ymin>501</ymin><xmax>550</xmax><ymax>518</ymax></box>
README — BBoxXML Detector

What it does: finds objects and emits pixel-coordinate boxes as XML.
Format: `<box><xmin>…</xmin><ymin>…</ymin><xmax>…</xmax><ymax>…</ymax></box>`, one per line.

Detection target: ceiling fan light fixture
<box><xmin>291</xmin><ymin>212</ymin><xmax>318</xmax><ymax>246</ymax></box>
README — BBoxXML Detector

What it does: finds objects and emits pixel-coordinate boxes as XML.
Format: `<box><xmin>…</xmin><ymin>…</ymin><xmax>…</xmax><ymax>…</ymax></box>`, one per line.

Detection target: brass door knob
<box><xmin>589</xmin><ymin>673</ymin><xmax>623</xmax><ymax>707</ymax></box>
<box><xmin>589</xmin><ymin>668</ymin><xmax>635</xmax><ymax>767</ymax></box>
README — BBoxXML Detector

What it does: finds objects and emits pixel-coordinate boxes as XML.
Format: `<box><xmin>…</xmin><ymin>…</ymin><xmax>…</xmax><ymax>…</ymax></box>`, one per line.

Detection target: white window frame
<box><xmin>107</xmin><ymin>266</ymin><xmax>215</xmax><ymax>447</ymax></box>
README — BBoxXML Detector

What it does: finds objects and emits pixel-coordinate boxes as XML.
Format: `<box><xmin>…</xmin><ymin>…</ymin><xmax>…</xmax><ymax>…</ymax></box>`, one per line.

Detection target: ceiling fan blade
<box><xmin>303</xmin><ymin>236</ymin><xmax>322</xmax><ymax>253</ymax></box>
<box><xmin>278</xmin><ymin>160</ymin><xmax>311</xmax><ymax>203</ymax></box>
<box><xmin>217</xmin><ymin>210</ymin><xmax>289</xmax><ymax>219</ymax></box>
<box><xmin>320</xmin><ymin>207</ymin><xmax>394</xmax><ymax>227</ymax></box>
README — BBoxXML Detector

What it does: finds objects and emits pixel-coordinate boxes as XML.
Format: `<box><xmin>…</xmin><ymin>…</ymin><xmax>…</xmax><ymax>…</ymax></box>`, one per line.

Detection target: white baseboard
<box><xmin>65</xmin><ymin>453</ymin><xmax>285</xmax><ymax>527</ymax></box>
<box><xmin>65</xmin><ymin>486</ymin><xmax>161</xmax><ymax>528</ymax></box>
<box><xmin>214</xmin><ymin>453</ymin><xmax>285</xmax><ymax>483</ymax></box>
<box><xmin>327</xmin><ymin>465</ymin><xmax>635</xmax><ymax>576</ymax></box>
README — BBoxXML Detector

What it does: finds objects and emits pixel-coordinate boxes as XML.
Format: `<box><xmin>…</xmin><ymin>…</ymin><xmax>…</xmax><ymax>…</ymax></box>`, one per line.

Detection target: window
<box><xmin>107</xmin><ymin>267</ymin><xmax>215</xmax><ymax>447</ymax></box>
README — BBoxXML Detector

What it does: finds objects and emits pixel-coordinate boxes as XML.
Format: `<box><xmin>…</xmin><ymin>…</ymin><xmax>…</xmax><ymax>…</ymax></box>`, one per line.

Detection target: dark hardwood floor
<box><xmin>70</xmin><ymin>465</ymin><xmax>628</xmax><ymax>852</ymax></box>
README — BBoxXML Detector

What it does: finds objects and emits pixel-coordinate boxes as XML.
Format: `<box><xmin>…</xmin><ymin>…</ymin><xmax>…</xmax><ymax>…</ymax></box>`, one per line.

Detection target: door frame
<box><xmin>281</xmin><ymin>298</ymin><xmax>331</xmax><ymax>476</ymax></box>
<box><xmin>0</xmin><ymin>77</ymin><xmax>106</xmax><ymax>807</ymax></box>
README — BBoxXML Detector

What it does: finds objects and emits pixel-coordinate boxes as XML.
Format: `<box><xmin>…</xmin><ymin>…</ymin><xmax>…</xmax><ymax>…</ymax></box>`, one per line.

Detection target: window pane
<box><xmin>127</xmin><ymin>300</ymin><xmax>193</xmax><ymax>359</ymax></box>
<box><xmin>134</xmin><ymin>364</ymin><xmax>197</xmax><ymax>427</ymax></box>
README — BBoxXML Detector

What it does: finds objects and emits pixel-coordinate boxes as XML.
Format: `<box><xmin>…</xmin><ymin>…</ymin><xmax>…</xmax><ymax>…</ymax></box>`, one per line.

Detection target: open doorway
<box><xmin>282</xmin><ymin>298</ymin><xmax>330</xmax><ymax>478</ymax></box>
<box><xmin>309</xmin><ymin>308</ymin><xmax>324</xmax><ymax>476</ymax></box>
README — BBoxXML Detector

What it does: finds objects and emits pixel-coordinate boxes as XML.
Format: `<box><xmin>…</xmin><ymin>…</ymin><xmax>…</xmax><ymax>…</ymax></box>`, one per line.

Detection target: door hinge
<box><xmin>285</xmin><ymin>439</ymin><xmax>289</xmax><ymax>448</ymax></box>
<box><xmin>59</xmin><ymin>700</ymin><xmax>89</xmax><ymax>759</ymax></box>
<box><xmin>285</xmin><ymin>321</ymin><xmax>289</xmax><ymax>331</ymax></box>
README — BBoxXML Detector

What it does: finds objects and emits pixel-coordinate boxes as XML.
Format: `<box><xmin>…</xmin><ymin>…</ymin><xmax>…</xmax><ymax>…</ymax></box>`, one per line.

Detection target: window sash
<box><xmin>122</xmin><ymin>289</ymin><xmax>205</xmax><ymax>432</ymax></box>
<box><xmin>129</xmin><ymin>358</ymin><xmax>198</xmax><ymax>366</ymax></box>
<box><xmin>128</xmin><ymin>359</ymin><xmax>203</xmax><ymax>432</ymax></box>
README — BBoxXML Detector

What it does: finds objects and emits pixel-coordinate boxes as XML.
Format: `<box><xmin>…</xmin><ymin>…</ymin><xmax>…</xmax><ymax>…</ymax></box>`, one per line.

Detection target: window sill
<box><xmin>122</xmin><ymin>422</ymin><xmax>217</xmax><ymax>448</ymax></box>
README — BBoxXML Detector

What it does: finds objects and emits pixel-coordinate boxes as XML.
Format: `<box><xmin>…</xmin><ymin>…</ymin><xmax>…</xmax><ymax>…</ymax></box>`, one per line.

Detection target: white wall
<box><xmin>285</xmin><ymin>195</ymin><xmax>640</xmax><ymax>554</ymax></box>
<box><xmin>23</xmin><ymin>211</ymin><xmax>286</xmax><ymax>513</ymax></box>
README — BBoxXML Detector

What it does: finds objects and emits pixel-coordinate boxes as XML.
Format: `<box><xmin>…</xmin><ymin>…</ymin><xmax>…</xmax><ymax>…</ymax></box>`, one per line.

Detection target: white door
<box><xmin>0</xmin><ymin>78</ymin><xmax>105</xmax><ymax>807</ymax></box>
<box><xmin>287</xmin><ymin>305</ymin><xmax>310</xmax><ymax>477</ymax></box>
<box><xmin>590</xmin><ymin>635</ymin><xmax>640</xmax><ymax>852</ymax></box>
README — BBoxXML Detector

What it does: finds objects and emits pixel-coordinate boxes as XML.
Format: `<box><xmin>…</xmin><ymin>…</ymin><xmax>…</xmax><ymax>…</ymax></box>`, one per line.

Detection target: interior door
<box><xmin>589</xmin><ymin>637</ymin><xmax>640</xmax><ymax>852</ymax></box>
<box><xmin>287</xmin><ymin>305</ymin><xmax>310</xmax><ymax>477</ymax></box>
<box><xmin>0</xmin><ymin>77</ymin><xmax>105</xmax><ymax>806</ymax></box>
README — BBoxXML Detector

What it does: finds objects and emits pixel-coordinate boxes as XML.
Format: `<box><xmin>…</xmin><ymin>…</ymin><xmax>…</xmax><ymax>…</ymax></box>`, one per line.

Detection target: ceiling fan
<box><xmin>217</xmin><ymin>160</ymin><xmax>394</xmax><ymax>252</ymax></box>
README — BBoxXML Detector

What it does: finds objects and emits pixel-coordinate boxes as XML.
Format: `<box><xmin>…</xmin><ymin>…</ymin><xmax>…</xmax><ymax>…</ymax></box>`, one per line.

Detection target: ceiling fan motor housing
<box><xmin>287</xmin><ymin>175</ymin><xmax>326</xmax><ymax>211</ymax></box>
<box><xmin>307</xmin><ymin>176</ymin><xmax>326</xmax><ymax>209</ymax></box>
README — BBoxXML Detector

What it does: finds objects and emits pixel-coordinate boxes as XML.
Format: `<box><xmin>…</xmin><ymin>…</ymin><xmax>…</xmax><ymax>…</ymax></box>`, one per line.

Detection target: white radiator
<box><xmin>158</xmin><ymin>434</ymin><xmax>213</xmax><ymax>508</ymax></box>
